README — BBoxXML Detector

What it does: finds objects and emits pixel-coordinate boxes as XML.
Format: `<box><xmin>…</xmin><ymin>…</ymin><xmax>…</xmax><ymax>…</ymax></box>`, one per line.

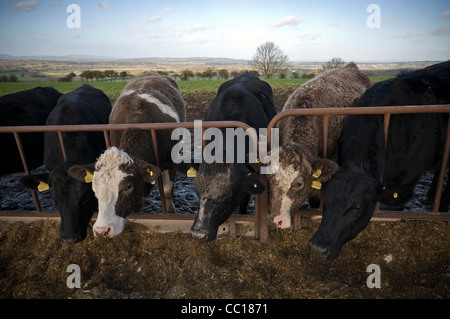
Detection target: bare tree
<box><xmin>319</xmin><ymin>57</ymin><xmax>345</xmax><ymax>72</ymax></box>
<box><xmin>250</xmin><ymin>42</ymin><xmax>289</xmax><ymax>78</ymax></box>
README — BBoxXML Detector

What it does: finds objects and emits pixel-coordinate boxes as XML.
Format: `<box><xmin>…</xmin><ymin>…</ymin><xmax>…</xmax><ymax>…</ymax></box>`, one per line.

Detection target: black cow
<box><xmin>191</xmin><ymin>72</ymin><xmax>277</xmax><ymax>241</ymax></box>
<box><xmin>309</xmin><ymin>61</ymin><xmax>450</xmax><ymax>260</ymax></box>
<box><xmin>20</xmin><ymin>85</ymin><xmax>112</xmax><ymax>243</ymax></box>
<box><xmin>0</xmin><ymin>87</ymin><xmax>62</xmax><ymax>175</ymax></box>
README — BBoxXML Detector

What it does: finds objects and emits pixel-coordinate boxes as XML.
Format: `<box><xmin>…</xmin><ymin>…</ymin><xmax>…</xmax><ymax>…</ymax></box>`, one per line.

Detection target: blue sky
<box><xmin>0</xmin><ymin>0</ymin><xmax>449</xmax><ymax>61</ymax></box>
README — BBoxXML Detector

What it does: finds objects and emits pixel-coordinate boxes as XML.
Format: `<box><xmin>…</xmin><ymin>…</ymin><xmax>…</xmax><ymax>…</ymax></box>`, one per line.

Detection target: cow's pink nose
<box><xmin>93</xmin><ymin>225</ymin><xmax>114</xmax><ymax>238</ymax></box>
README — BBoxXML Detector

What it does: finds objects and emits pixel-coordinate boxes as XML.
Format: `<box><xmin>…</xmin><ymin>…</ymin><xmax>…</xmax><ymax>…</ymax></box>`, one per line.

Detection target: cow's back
<box><xmin>44</xmin><ymin>85</ymin><xmax>111</xmax><ymax>170</ymax></box>
<box><xmin>352</xmin><ymin>60</ymin><xmax>450</xmax><ymax>187</ymax></box>
<box><xmin>205</xmin><ymin>72</ymin><xmax>276</xmax><ymax>128</ymax></box>
<box><xmin>279</xmin><ymin>63</ymin><xmax>371</xmax><ymax>156</ymax></box>
<box><xmin>109</xmin><ymin>73</ymin><xmax>186</xmax><ymax>147</ymax></box>
<box><xmin>0</xmin><ymin>87</ymin><xmax>62</xmax><ymax>175</ymax></box>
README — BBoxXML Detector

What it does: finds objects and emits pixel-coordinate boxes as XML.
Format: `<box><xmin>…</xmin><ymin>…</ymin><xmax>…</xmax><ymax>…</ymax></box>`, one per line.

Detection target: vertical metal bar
<box><xmin>258</xmin><ymin>174</ymin><xmax>269</xmax><ymax>243</ymax></box>
<box><xmin>320</xmin><ymin>114</ymin><xmax>330</xmax><ymax>211</ymax></box>
<box><xmin>13</xmin><ymin>132</ymin><xmax>42</xmax><ymax>212</ymax></box>
<box><xmin>375</xmin><ymin>113</ymin><xmax>392</xmax><ymax>214</ymax></box>
<box><xmin>322</xmin><ymin>114</ymin><xmax>329</xmax><ymax>159</ymax></box>
<box><xmin>103</xmin><ymin>130</ymin><xmax>111</xmax><ymax>148</ymax></box>
<box><xmin>150</xmin><ymin>129</ymin><xmax>166</xmax><ymax>215</ymax></box>
<box><xmin>383</xmin><ymin>113</ymin><xmax>391</xmax><ymax>148</ymax></box>
<box><xmin>432</xmin><ymin>116</ymin><xmax>450</xmax><ymax>213</ymax></box>
<box><xmin>57</xmin><ymin>131</ymin><xmax>67</xmax><ymax>162</ymax></box>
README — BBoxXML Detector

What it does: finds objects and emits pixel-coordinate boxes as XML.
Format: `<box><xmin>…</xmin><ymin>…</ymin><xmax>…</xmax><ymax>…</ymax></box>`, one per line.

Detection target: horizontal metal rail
<box><xmin>266</xmin><ymin>104</ymin><xmax>450</xmax><ymax>230</ymax></box>
<box><xmin>1</xmin><ymin>105</ymin><xmax>449</xmax><ymax>242</ymax></box>
<box><xmin>0</xmin><ymin>121</ymin><xmax>265</xmax><ymax>240</ymax></box>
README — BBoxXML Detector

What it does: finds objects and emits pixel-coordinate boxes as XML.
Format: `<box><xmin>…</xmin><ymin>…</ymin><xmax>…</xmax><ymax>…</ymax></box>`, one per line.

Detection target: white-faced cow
<box><xmin>309</xmin><ymin>60</ymin><xmax>450</xmax><ymax>260</ymax></box>
<box><xmin>20</xmin><ymin>85</ymin><xmax>111</xmax><ymax>243</ymax></box>
<box><xmin>266</xmin><ymin>63</ymin><xmax>371</xmax><ymax>229</ymax></box>
<box><xmin>1</xmin><ymin>87</ymin><xmax>61</xmax><ymax>175</ymax></box>
<box><xmin>69</xmin><ymin>72</ymin><xmax>186</xmax><ymax>238</ymax></box>
<box><xmin>190</xmin><ymin>72</ymin><xmax>277</xmax><ymax>241</ymax></box>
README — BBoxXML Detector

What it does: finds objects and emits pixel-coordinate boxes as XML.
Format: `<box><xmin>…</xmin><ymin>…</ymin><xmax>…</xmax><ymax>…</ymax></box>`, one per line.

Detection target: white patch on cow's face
<box><xmin>92</xmin><ymin>147</ymin><xmax>133</xmax><ymax>237</ymax></box>
<box><xmin>268</xmin><ymin>164</ymin><xmax>298</xmax><ymax>228</ymax></box>
<box><xmin>138</xmin><ymin>93</ymin><xmax>180</xmax><ymax>122</ymax></box>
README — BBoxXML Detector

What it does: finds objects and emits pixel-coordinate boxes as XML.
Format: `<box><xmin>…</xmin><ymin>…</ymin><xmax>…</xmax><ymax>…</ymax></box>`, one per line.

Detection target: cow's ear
<box><xmin>312</xmin><ymin>159</ymin><xmax>339</xmax><ymax>183</ymax></box>
<box><xmin>20</xmin><ymin>173</ymin><xmax>50</xmax><ymax>192</ymax></box>
<box><xmin>378</xmin><ymin>184</ymin><xmax>412</xmax><ymax>206</ymax></box>
<box><xmin>233</xmin><ymin>164</ymin><xmax>266</xmax><ymax>195</ymax></box>
<box><xmin>242</xmin><ymin>171</ymin><xmax>266</xmax><ymax>195</ymax></box>
<box><xmin>68</xmin><ymin>164</ymin><xmax>96</xmax><ymax>183</ymax></box>
<box><xmin>138</xmin><ymin>162</ymin><xmax>161</xmax><ymax>184</ymax></box>
<box><xmin>245</xmin><ymin>152</ymin><xmax>261</xmax><ymax>172</ymax></box>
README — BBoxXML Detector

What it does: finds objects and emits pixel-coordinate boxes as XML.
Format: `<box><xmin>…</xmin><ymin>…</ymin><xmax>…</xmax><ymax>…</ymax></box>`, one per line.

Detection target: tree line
<box><xmin>57</xmin><ymin>70</ymin><xmax>130</xmax><ymax>82</ymax></box>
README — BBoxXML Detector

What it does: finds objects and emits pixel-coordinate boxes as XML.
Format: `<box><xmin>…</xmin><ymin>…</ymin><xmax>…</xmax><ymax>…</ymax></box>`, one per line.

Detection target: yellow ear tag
<box><xmin>38</xmin><ymin>181</ymin><xmax>49</xmax><ymax>192</ymax></box>
<box><xmin>312</xmin><ymin>168</ymin><xmax>322</xmax><ymax>179</ymax></box>
<box><xmin>256</xmin><ymin>158</ymin><xmax>261</xmax><ymax>164</ymax></box>
<box><xmin>84</xmin><ymin>171</ymin><xmax>93</xmax><ymax>183</ymax></box>
<box><xmin>187</xmin><ymin>166</ymin><xmax>197</xmax><ymax>178</ymax></box>
<box><xmin>311</xmin><ymin>180</ymin><xmax>322</xmax><ymax>190</ymax></box>
<box><xmin>146</xmin><ymin>168</ymin><xmax>154</xmax><ymax>177</ymax></box>
<box><xmin>253</xmin><ymin>183</ymin><xmax>258</xmax><ymax>188</ymax></box>
<box><xmin>393</xmin><ymin>192</ymin><xmax>398</xmax><ymax>199</ymax></box>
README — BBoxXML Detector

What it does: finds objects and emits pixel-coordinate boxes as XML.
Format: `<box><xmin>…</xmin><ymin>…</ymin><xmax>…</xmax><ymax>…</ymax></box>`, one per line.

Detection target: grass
<box><xmin>0</xmin><ymin>76</ymin><xmax>392</xmax><ymax>101</ymax></box>
<box><xmin>0</xmin><ymin>81</ymin><xmax>127</xmax><ymax>101</ymax></box>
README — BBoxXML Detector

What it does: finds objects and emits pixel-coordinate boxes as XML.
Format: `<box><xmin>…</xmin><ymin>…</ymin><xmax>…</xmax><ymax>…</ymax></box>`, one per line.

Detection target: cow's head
<box><xmin>69</xmin><ymin>147</ymin><xmax>160</xmax><ymax>238</ymax></box>
<box><xmin>20</xmin><ymin>164</ymin><xmax>98</xmax><ymax>243</ymax></box>
<box><xmin>191</xmin><ymin>162</ymin><xmax>265</xmax><ymax>241</ymax></box>
<box><xmin>309</xmin><ymin>164</ymin><xmax>411</xmax><ymax>260</ymax></box>
<box><xmin>266</xmin><ymin>145</ymin><xmax>339</xmax><ymax>229</ymax></box>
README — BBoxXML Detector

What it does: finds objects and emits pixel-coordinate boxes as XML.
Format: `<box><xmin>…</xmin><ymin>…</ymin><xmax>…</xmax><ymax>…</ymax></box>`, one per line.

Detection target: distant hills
<box><xmin>0</xmin><ymin>54</ymin><xmax>249</xmax><ymax>65</ymax></box>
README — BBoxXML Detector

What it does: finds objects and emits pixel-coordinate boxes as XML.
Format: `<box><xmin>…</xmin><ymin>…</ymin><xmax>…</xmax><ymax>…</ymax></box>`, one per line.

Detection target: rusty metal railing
<box><xmin>1</xmin><ymin>105</ymin><xmax>449</xmax><ymax>243</ymax></box>
<box><xmin>0</xmin><ymin>121</ymin><xmax>266</xmax><ymax>240</ymax></box>
<box><xmin>266</xmin><ymin>105</ymin><xmax>450</xmax><ymax>230</ymax></box>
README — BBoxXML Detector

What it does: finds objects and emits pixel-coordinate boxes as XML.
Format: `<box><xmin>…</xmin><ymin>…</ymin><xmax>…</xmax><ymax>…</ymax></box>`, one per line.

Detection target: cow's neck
<box><xmin>119</xmin><ymin>128</ymin><xmax>157</xmax><ymax>165</ymax></box>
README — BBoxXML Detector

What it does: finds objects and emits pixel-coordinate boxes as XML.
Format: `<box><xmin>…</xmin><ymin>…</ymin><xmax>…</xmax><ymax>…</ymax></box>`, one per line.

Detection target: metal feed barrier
<box><xmin>0</xmin><ymin>104</ymin><xmax>449</xmax><ymax>243</ymax></box>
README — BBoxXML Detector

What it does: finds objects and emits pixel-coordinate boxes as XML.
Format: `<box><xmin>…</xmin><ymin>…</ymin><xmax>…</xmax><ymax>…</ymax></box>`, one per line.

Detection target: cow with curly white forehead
<box><xmin>266</xmin><ymin>62</ymin><xmax>372</xmax><ymax>229</ymax></box>
<box><xmin>69</xmin><ymin>73</ymin><xmax>186</xmax><ymax>238</ymax></box>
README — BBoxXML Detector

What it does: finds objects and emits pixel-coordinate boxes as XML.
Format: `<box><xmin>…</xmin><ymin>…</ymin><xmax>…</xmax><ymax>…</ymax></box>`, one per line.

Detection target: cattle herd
<box><xmin>1</xmin><ymin>61</ymin><xmax>449</xmax><ymax>260</ymax></box>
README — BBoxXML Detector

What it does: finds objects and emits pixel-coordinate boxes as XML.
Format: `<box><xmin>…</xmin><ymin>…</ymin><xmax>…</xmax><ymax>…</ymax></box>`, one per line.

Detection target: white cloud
<box><xmin>143</xmin><ymin>15</ymin><xmax>162</xmax><ymax>23</ymax></box>
<box><xmin>164</xmin><ymin>7</ymin><xmax>174</xmax><ymax>13</ymax></box>
<box><xmin>298</xmin><ymin>32</ymin><xmax>322</xmax><ymax>41</ymax></box>
<box><xmin>399</xmin><ymin>24</ymin><xmax>450</xmax><ymax>38</ymax></box>
<box><xmin>10</xmin><ymin>0</ymin><xmax>37</xmax><ymax>11</ymax></box>
<box><xmin>96</xmin><ymin>2</ymin><xmax>108</xmax><ymax>12</ymax></box>
<box><xmin>184</xmin><ymin>23</ymin><xmax>206</xmax><ymax>33</ymax></box>
<box><xmin>438</xmin><ymin>10</ymin><xmax>450</xmax><ymax>19</ymax></box>
<box><xmin>270</xmin><ymin>15</ymin><xmax>305</xmax><ymax>27</ymax></box>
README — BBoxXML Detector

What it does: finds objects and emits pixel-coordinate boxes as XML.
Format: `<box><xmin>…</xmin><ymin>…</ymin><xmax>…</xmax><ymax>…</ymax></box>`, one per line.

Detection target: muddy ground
<box><xmin>0</xmin><ymin>87</ymin><xmax>449</xmax><ymax>299</ymax></box>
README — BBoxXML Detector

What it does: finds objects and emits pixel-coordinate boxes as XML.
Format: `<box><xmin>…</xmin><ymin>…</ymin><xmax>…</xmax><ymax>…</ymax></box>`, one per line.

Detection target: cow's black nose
<box><xmin>191</xmin><ymin>229</ymin><xmax>208</xmax><ymax>241</ymax></box>
<box><xmin>61</xmin><ymin>237</ymin><xmax>80</xmax><ymax>244</ymax></box>
<box><xmin>308</xmin><ymin>240</ymin><xmax>330</xmax><ymax>259</ymax></box>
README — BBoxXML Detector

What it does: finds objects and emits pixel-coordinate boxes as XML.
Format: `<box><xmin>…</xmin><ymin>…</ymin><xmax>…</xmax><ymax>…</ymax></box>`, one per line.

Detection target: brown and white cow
<box><xmin>69</xmin><ymin>72</ymin><xmax>186</xmax><ymax>237</ymax></box>
<box><xmin>266</xmin><ymin>62</ymin><xmax>372</xmax><ymax>229</ymax></box>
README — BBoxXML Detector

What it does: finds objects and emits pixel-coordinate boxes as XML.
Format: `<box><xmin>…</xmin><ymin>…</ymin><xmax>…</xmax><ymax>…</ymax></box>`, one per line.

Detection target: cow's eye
<box><xmin>124</xmin><ymin>184</ymin><xmax>133</xmax><ymax>192</ymax></box>
<box><xmin>347</xmin><ymin>203</ymin><xmax>361</xmax><ymax>216</ymax></box>
<box><xmin>293</xmin><ymin>176</ymin><xmax>305</xmax><ymax>190</ymax></box>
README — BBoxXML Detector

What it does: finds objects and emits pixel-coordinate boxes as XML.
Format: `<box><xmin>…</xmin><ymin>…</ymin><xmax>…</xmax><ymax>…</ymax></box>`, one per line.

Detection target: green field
<box><xmin>0</xmin><ymin>76</ymin><xmax>392</xmax><ymax>101</ymax></box>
